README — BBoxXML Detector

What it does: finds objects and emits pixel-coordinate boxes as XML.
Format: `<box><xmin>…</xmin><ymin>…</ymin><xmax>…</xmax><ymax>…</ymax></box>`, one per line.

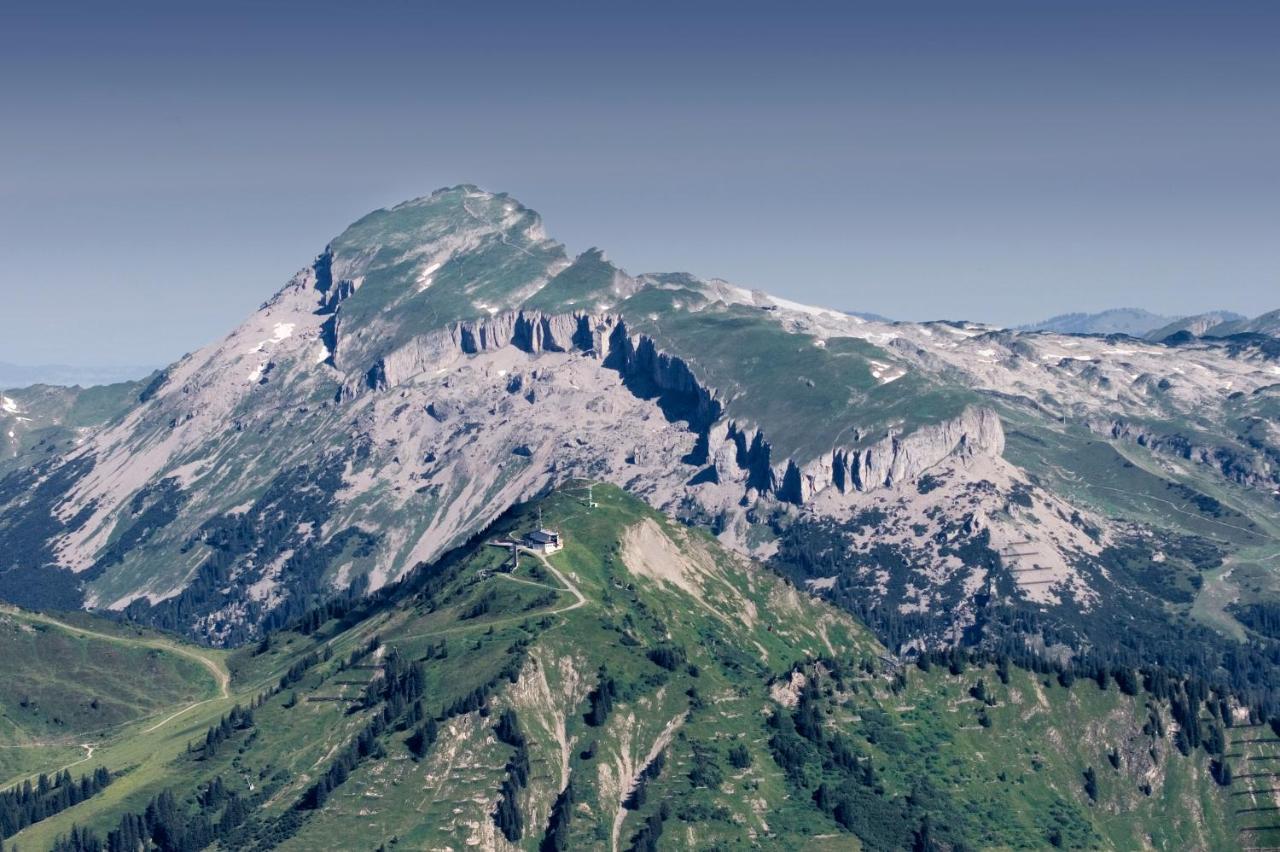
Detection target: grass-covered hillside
<box><xmin>2</xmin><ymin>484</ymin><xmax>1263</xmax><ymax>851</ymax></box>
<box><xmin>0</xmin><ymin>606</ymin><xmax>225</xmax><ymax>828</ymax></box>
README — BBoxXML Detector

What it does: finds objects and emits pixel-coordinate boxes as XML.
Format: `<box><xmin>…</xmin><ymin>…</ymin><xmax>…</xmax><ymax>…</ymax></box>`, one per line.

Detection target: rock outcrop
<box><xmin>711</xmin><ymin>405</ymin><xmax>1004</xmax><ymax>504</ymax></box>
<box><xmin>354</xmin><ymin>309</ymin><xmax>1005</xmax><ymax>507</ymax></box>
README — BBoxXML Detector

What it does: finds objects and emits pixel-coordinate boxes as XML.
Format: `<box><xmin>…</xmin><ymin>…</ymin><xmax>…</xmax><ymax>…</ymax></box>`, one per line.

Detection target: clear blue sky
<box><xmin>2</xmin><ymin>0</ymin><xmax>1277</xmax><ymax>366</ymax></box>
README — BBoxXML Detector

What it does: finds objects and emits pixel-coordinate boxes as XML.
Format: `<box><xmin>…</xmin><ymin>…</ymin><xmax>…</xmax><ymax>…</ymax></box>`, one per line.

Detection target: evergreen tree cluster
<box><xmin>585</xmin><ymin>666</ymin><xmax>617</xmax><ymax>727</ymax></box>
<box><xmin>347</xmin><ymin>634</ymin><xmax>382</xmax><ymax>667</ymax></box>
<box><xmin>903</xmin><ymin>643</ymin><xmax>1242</xmax><ymax>761</ymax></box>
<box><xmin>440</xmin><ymin>639</ymin><xmax>529</xmax><ymax>720</ymax></box>
<box><xmin>539</xmin><ymin>780</ymin><xmax>574</xmax><ymax>852</ymax></box>
<box><xmin>645</xmin><ymin>644</ymin><xmax>687</xmax><ymax>672</ymax></box>
<box><xmin>1082</xmin><ymin>767</ymin><xmax>1099</xmax><ymax>802</ymax></box>
<box><xmin>197</xmin><ymin>704</ymin><xmax>255</xmax><ymax>760</ymax></box>
<box><xmin>626</xmin><ymin>801</ymin><xmax>670</xmax><ymax>852</ymax></box>
<box><xmin>0</xmin><ymin>767</ymin><xmax>111</xmax><ymax>840</ymax></box>
<box><xmin>288</xmin><ymin>578</ymin><xmax>371</xmax><ymax>637</ymax></box>
<box><xmin>624</xmin><ymin>750</ymin><xmax>665</xmax><ymax>810</ymax></box>
<box><xmin>361</xmin><ymin>647</ymin><xmax>425</xmax><ymax>718</ymax></box>
<box><xmin>278</xmin><ymin>651</ymin><xmax>320</xmax><ymax>690</ymax></box>
<box><xmin>1230</xmin><ymin>601</ymin><xmax>1280</xmax><ymax>640</ymax></box>
<box><xmin>768</xmin><ymin>667</ymin><xmax>944</xmax><ymax>851</ymax></box>
<box><xmin>294</xmin><ymin>643</ymin><xmax>430</xmax><ymax>815</ymax></box>
<box><xmin>298</xmin><ymin>714</ymin><xmax>388</xmax><ymax>811</ymax></box>
<box><xmin>406</xmin><ymin>713</ymin><xmax>439</xmax><ymax>760</ymax></box>
<box><xmin>686</xmin><ymin>741</ymin><xmax>722</xmax><ymax>790</ymax></box>
<box><xmin>492</xmin><ymin>709</ymin><xmax>530</xmax><ymax>842</ymax></box>
<box><xmin>775</xmin><ymin>514</ymin><xmax>1280</xmax><ymax>725</ymax></box>
<box><xmin>50</xmin><ymin>776</ymin><xmax>248</xmax><ymax>852</ymax></box>
<box><xmin>461</xmin><ymin>590</ymin><xmax>496</xmax><ymax>620</ymax></box>
<box><xmin>0</xmin><ymin>457</ymin><xmax>98</xmax><ymax>611</ymax></box>
<box><xmin>119</xmin><ymin>458</ymin><xmax>378</xmax><ymax>645</ymax></box>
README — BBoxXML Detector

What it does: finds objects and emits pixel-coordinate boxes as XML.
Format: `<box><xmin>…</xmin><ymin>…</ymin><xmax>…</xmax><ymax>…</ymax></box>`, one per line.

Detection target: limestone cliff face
<box><xmin>710</xmin><ymin>406</ymin><xmax>1004</xmax><ymax>504</ymax></box>
<box><xmin>354</xmin><ymin>309</ymin><xmax>1005</xmax><ymax>506</ymax></box>
<box><xmin>843</xmin><ymin>405</ymin><xmax>1005</xmax><ymax>493</ymax></box>
<box><xmin>358</xmin><ymin>311</ymin><xmax>602</xmax><ymax>394</ymax></box>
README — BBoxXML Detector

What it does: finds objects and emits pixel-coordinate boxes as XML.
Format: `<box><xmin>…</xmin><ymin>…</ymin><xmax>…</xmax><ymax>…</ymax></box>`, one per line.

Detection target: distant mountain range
<box><xmin>1018</xmin><ymin>307</ymin><xmax>1183</xmax><ymax>337</ymax></box>
<box><xmin>1020</xmin><ymin>307</ymin><xmax>1280</xmax><ymax>341</ymax></box>
<box><xmin>0</xmin><ymin>361</ymin><xmax>157</xmax><ymax>389</ymax></box>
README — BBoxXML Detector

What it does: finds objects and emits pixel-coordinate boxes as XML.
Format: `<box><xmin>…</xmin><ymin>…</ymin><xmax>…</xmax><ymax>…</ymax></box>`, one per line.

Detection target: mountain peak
<box><xmin>337</xmin><ymin>185</ymin><xmax>547</xmax><ymax>255</ymax></box>
<box><xmin>312</xmin><ymin>187</ymin><xmax>570</xmax><ymax>364</ymax></box>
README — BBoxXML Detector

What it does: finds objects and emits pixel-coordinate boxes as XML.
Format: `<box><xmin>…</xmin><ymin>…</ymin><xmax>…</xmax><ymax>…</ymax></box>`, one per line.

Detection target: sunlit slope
<box><xmin>6</xmin><ymin>484</ymin><xmax>1255</xmax><ymax>851</ymax></box>
<box><xmin>0</xmin><ymin>605</ymin><xmax>223</xmax><ymax>788</ymax></box>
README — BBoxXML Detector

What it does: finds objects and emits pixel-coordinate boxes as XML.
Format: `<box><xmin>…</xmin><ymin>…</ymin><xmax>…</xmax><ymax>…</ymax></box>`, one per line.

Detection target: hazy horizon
<box><xmin>3</xmin><ymin>0</ymin><xmax>1277</xmax><ymax>366</ymax></box>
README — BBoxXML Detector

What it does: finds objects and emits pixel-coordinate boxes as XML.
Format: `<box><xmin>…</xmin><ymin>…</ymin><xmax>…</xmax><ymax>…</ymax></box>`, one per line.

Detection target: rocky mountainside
<box><xmin>1</xmin><ymin>186</ymin><xmax>1279</xmax><ymax>717</ymax></box>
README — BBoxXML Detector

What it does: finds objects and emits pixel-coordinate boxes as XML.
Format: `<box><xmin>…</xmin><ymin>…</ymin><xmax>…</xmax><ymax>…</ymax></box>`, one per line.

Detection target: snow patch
<box><xmin>0</xmin><ymin>396</ymin><xmax>18</xmax><ymax>414</ymax></box>
<box><xmin>768</xmin><ymin>294</ymin><xmax>840</xmax><ymax>318</ymax></box>
<box><xmin>868</xmin><ymin>359</ymin><xmax>907</xmax><ymax>384</ymax></box>
<box><xmin>416</xmin><ymin>260</ymin><xmax>443</xmax><ymax>293</ymax></box>
<box><xmin>247</xmin><ymin>322</ymin><xmax>296</xmax><ymax>354</ymax></box>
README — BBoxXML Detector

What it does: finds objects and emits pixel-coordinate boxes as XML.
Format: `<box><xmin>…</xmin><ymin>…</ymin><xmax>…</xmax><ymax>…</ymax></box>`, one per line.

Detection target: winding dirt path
<box><xmin>398</xmin><ymin>548</ymin><xmax>587</xmax><ymax>642</ymax></box>
<box><xmin>526</xmin><ymin>549</ymin><xmax>587</xmax><ymax>614</ymax></box>
<box><xmin>7</xmin><ymin>607</ymin><xmax>231</xmax><ymax>734</ymax></box>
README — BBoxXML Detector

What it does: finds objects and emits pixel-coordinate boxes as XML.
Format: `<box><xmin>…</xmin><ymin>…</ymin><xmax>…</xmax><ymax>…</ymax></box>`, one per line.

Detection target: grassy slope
<box><xmin>272</xmin><ymin>483</ymin><xmax>878</xmax><ymax>851</ymax></box>
<box><xmin>6</xmin><ymin>484</ymin><xmax>1252</xmax><ymax>850</ymax></box>
<box><xmin>617</xmin><ymin>289</ymin><xmax>977</xmax><ymax>460</ymax></box>
<box><xmin>0</xmin><ymin>605</ymin><xmax>224</xmax><ymax>792</ymax></box>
